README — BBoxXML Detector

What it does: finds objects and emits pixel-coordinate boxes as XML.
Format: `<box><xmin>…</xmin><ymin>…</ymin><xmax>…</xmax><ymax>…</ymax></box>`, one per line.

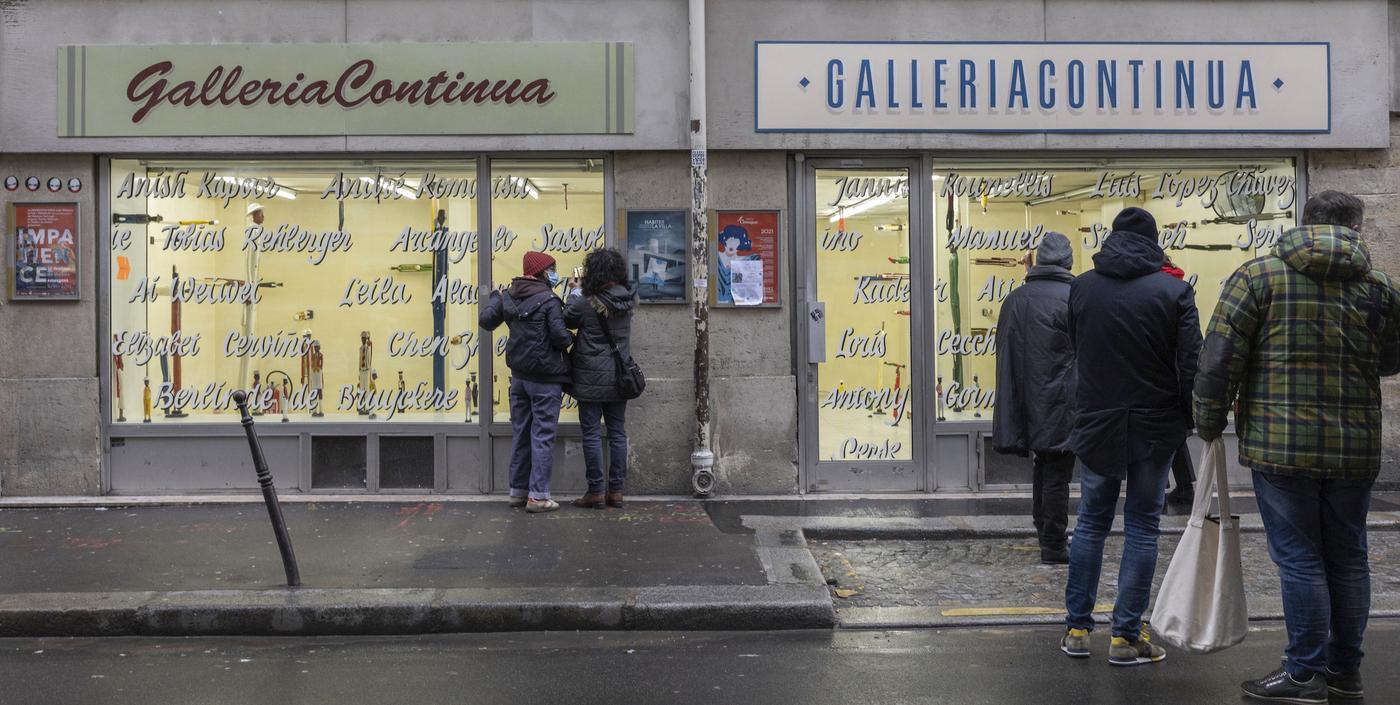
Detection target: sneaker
<box><xmin>1060</xmin><ymin>628</ymin><xmax>1090</xmax><ymax>658</ymax></box>
<box><xmin>1324</xmin><ymin>668</ymin><xmax>1364</xmax><ymax>699</ymax></box>
<box><xmin>1240</xmin><ymin>668</ymin><xmax>1327</xmax><ymax>704</ymax></box>
<box><xmin>525</xmin><ymin>498</ymin><xmax>560</xmax><ymax>514</ymax></box>
<box><xmin>1108</xmin><ymin>628</ymin><xmax>1166</xmax><ymax>666</ymax></box>
<box><xmin>507</xmin><ymin>496</ymin><xmax>527</xmax><ymax>508</ymax></box>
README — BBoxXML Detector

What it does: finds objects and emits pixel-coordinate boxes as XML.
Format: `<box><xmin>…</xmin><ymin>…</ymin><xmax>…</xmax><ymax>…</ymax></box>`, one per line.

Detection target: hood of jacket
<box><xmin>1024</xmin><ymin>264</ymin><xmax>1074</xmax><ymax>283</ymax></box>
<box><xmin>1091</xmin><ymin>231</ymin><xmax>1165</xmax><ymax>280</ymax></box>
<box><xmin>1276</xmin><ymin>224</ymin><xmax>1372</xmax><ymax>281</ymax></box>
<box><xmin>508</xmin><ymin>276</ymin><xmax>553</xmax><ymax>300</ymax></box>
<box><xmin>1161</xmin><ymin>264</ymin><xmax>1185</xmax><ymax>280</ymax></box>
<box><xmin>588</xmin><ymin>283</ymin><xmax>637</xmax><ymax>317</ymax></box>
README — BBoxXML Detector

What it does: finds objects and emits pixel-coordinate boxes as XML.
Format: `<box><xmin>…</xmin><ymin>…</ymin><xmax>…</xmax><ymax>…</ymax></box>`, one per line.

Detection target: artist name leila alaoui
<box><xmin>125</xmin><ymin>59</ymin><xmax>556</xmax><ymax>123</ymax></box>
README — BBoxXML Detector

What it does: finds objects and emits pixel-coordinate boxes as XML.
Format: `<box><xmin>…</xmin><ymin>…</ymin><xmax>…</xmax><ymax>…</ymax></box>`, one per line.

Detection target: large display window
<box><xmin>107</xmin><ymin>157</ymin><xmax>606</xmax><ymax>427</ymax></box>
<box><xmin>933</xmin><ymin>157</ymin><xmax>1298</xmax><ymax>422</ymax></box>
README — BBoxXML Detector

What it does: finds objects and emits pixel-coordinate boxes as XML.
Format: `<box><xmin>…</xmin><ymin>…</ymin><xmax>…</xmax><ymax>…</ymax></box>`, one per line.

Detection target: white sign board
<box><xmin>755</xmin><ymin>42</ymin><xmax>1330</xmax><ymax>133</ymax></box>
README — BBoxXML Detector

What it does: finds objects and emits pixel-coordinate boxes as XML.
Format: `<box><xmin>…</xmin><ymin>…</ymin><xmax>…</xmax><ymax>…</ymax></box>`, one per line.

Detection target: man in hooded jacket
<box><xmin>993</xmin><ymin>231</ymin><xmax>1077</xmax><ymax>565</ymax></box>
<box><xmin>1195</xmin><ymin>191</ymin><xmax>1400</xmax><ymax>704</ymax></box>
<box><xmin>1059</xmin><ymin>207</ymin><xmax>1202</xmax><ymax>667</ymax></box>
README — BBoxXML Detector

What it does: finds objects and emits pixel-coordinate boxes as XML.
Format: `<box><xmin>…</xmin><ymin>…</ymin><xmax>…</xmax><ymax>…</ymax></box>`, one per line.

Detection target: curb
<box><xmin>0</xmin><ymin>585</ymin><xmax>835</xmax><ymax>637</ymax></box>
<box><xmin>745</xmin><ymin>512</ymin><xmax>1400</xmax><ymax>541</ymax></box>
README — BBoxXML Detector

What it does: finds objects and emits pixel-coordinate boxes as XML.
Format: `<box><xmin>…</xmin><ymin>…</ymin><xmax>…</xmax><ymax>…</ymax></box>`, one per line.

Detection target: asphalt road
<box><xmin>5</xmin><ymin>621</ymin><xmax>1398</xmax><ymax>704</ymax></box>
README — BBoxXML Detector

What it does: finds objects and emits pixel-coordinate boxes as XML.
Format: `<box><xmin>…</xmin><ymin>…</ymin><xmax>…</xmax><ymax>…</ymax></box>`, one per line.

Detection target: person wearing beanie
<box><xmin>1058</xmin><ymin>206</ymin><xmax>1202</xmax><ymax>666</ymax></box>
<box><xmin>992</xmin><ymin>232</ymin><xmax>1077</xmax><ymax>564</ymax></box>
<box><xmin>479</xmin><ymin>250</ymin><xmax>572</xmax><ymax>513</ymax></box>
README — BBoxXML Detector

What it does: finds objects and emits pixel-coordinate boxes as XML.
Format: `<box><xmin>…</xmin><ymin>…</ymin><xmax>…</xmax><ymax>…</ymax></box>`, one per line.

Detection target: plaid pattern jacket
<box><xmin>1194</xmin><ymin>225</ymin><xmax>1400</xmax><ymax>480</ymax></box>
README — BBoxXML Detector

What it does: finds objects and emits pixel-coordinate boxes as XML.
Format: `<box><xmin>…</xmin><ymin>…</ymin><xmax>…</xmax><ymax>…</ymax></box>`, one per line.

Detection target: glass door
<box><xmin>800</xmin><ymin>159</ymin><xmax>925</xmax><ymax>491</ymax></box>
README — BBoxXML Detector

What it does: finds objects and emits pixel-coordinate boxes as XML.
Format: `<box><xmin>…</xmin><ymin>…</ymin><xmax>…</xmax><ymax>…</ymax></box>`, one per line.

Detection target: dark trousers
<box><xmin>507</xmin><ymin>377</ymin><xmax>562</xmax><ymax>500</ymax></box>
<box><xmin>1169</xmin><ymin>440</ymin><xmax>1195</xmax><ymax>495</ymax></box>
<box><xmin>579</xmin><ymin>400</ymin><xmax>628</xmax><ymax>494</ymax></box>
<box><xmin>1253</xmin><ymin>470</ymin><xmax>1373</xmax><ymax>679</ymax></box>
<box><xmin>1032</xmin><ymin>450</ymin><xmax>1074</xmax><ymax>552</ymax></box>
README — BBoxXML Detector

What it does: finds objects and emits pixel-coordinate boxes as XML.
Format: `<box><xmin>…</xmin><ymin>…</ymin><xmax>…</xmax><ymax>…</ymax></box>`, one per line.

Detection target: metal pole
<box><xmin>688</xmin><ymin>0</ymin><xmax>715</xmax><ymax>497</ymax></box>
<box><xmin>231</xmin><ymin>390</ymin><xmax>302</xmax><ymax>587</ymax></box>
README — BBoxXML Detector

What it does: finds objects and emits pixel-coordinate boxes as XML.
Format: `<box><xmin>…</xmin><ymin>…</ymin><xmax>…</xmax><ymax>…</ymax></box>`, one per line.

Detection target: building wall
<box><xmin>1309</xmin><ymin>114</ymin><xmax>1400</xmax><ymax>487</ymax></box>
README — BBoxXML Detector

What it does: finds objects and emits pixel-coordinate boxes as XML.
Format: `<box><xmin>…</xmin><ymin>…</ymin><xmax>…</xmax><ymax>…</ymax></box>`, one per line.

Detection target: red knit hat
<box><xmin>522</xmin><ymin>250</ymin><xmax>556</xmax><ymax>278</ymax></box>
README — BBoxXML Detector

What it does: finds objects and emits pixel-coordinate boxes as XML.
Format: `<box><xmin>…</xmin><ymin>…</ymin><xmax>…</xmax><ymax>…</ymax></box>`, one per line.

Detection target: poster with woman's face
<box><xmin>713</xmin><ymin>210</ymin><xmax>780</xmax><ymax>306</ymax></box>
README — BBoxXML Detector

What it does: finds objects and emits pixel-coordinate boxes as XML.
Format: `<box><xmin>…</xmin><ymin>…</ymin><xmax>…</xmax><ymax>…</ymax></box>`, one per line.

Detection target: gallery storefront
<box><xmin>1</xmin><ymin>0</ymin><xmax>1395</xmax><ymax>497</ymax></box>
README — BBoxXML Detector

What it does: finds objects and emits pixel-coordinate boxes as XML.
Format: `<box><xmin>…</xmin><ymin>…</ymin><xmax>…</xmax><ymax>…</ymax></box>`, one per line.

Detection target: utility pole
<box><xmin>688</xmin><ymin>0</ymin><xmax>715</xmax><ymax>497</ymax></box>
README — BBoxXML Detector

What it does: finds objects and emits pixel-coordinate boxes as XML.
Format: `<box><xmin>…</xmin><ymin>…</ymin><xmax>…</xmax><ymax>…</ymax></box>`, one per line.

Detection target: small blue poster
<box><xmin>625</xmin><ymin>210</ymin><xmax>688</xmax><ymax>303</ymax></box>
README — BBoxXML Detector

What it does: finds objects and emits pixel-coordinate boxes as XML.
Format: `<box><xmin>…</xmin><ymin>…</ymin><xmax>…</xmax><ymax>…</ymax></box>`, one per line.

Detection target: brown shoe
<box><xmin>605</xmin><ymin>491</ymin><xmax>625</xmax><ymax>508</ymax></box>
<box><xmin>572</xmin><ymin>493</ymin><xmax>607</xmax><ymax>509</ymax></box>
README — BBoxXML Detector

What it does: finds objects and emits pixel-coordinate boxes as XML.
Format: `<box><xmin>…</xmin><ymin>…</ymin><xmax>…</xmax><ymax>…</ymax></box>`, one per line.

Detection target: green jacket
<box><xmin>1194</xmin><ymin>224</ymin><xmax>1400</xmax><ymax>480</ymax></box>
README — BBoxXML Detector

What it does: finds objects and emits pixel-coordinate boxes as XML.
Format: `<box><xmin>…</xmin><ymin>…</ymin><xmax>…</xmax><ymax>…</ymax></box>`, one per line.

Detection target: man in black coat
<box><xmin>1059</xmin><ymin>207</ymin><xmax>1201</xmax><ymax>666</ymax></box>
<box><xmin>992</xmin><ymin>231</ymin><xmax>1076</xmax><ymax>565</ymax></box>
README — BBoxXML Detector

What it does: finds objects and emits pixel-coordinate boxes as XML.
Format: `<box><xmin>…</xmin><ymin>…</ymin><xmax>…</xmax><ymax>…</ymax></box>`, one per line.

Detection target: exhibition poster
<box><xmin>713</xmin><ymin>210</ymin><xmax>779</xmax><ymax>306</ymax></box>
<box><xmin>10</xmin><ymin>202</ymin><xmax>80</xmax><ymax>300</ymax></box>
<box><xmin>625</xmin><ymin>209</ymin><xmax>687</xmax><ymax>303</ymax></box>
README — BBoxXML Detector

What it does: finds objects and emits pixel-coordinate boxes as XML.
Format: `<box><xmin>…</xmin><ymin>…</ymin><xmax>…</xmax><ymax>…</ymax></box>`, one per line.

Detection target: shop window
<box><xmin>107</xmin><ymin>159</ymin><xmax>479</xmax><ymax>424</ymax></box>
<box><xmin>487</xmin><ymin>158</ymin><xmax>607</xmax><ymax>424</ymax></box>
<box><xmin>813</xmin><ymin>168</ymin><xmax>914</xmax><ymax>461</ymax></box>
<box><xmin>933</xmin><ymin>158</ymin><xmax>1298</xmax><ymax>422</ymax></box>
<box><xmin>379</xmin><ymin>436</ymin><xmax>435</xmax><ymax>489</ymax></box>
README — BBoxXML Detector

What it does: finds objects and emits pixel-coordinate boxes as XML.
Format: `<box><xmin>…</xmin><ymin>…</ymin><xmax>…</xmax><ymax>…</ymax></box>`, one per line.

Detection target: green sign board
<box><xmin>58</xmin><ymin>43</ymin><xmax>634</xmax><ymax>137</ymax></box>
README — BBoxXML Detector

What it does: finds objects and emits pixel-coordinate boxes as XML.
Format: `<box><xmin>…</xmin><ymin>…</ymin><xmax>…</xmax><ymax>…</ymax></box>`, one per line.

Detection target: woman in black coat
<box><xmin>563</xmin><ymin>248</ymin><xmax>637</xmax><ymax>508</ymax></box>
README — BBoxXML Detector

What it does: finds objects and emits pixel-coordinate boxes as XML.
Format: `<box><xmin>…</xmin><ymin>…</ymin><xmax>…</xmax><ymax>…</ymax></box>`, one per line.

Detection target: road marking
<box><xmin>941</xmin><ymin>604</ymin><xmax>1114</xmax><ymax>617</ymax></box>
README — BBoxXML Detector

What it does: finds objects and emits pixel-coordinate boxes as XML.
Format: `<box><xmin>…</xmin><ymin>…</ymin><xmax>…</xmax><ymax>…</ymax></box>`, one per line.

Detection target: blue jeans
<box><xmin>507</xmin><ymin>378</ymin><xmax>562</xmax><ymax>501</ymax></box>
<box><xmin>579</xmin><ymin>400</ymin><xmax>628</xmax><ymax>494</ymax></box>
<box><xmin>1065</xmin><ymin>452</ymin><xmax>1171</xmax><ymax>638</ymax></box>
<box><xmin>1253</xmin><ymin>470</ymin><xmax>1373</xmax><ymax>679</ymax></box>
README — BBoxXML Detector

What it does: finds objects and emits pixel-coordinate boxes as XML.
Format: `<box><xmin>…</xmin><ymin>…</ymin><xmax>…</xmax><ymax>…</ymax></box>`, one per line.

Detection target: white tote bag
<box><xmin>1151</xmin><ymin>438</ymin><xmax>1248</xmax><ymax>653</ymax></box>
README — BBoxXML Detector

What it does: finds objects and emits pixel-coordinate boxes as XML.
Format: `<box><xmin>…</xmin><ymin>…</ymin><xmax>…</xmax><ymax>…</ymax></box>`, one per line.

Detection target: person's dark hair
<box><xmin>581</xmin><ymin>247</ymin><xmax>628</xmax><ymax>296</ymax></box>
<box><xmin>1302</xmin><ymin>190</ymin><xmax>1364</xmax><ymax>228</ymax></box>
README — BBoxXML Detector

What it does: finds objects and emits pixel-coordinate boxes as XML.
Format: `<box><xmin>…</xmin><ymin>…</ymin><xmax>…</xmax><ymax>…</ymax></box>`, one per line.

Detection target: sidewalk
<box><xmin>0</xmin><ymin>501</ymin><xmax>833</xmax><ymax>636</ymax></box>
<box><xmin>3</xmin><ymin>494</ymin><xmax>1397</xmax><ymax>636</ymax></box>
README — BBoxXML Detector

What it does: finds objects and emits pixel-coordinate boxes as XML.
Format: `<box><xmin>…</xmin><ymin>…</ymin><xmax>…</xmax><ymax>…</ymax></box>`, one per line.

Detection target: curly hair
<box><xmin>581</xmin><ymin>247</ymin><xmax>628</xmax><ymax>296</ymax></box>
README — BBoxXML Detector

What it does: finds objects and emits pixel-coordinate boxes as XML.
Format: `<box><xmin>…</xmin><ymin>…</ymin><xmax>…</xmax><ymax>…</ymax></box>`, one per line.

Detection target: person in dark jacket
<box><xmin>992</xmin><ymin>231</ymin><xmax>1076</xmax><ymax>565</ymax></box>
<box><xmin>564</xmin><ymin>248</ymin><xmax>637</xmax><ymax>509</ymax></box>
<box><xmin>1195</xmin><ymin>192</ymin><xmax>1400</xmax><ymax>703</ymax></box>
<box><xmin>1160</xmin><ymin>255</ymin><xmax>1196</xmax><ymax>509</ymax></box>
<box><xmin>479</xmin><ymin>250</ymin><xmax>572</xmax><ymax>513</ymax></box>
<box><xmin>1059</xmin><ymin>207</ymin><xmax>1202</xmax><ymax>666</ymax></box>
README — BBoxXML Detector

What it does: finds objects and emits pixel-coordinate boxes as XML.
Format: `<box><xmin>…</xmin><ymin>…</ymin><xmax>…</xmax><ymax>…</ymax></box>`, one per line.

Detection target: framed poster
<box><xmin>711</xmin><ymin>209</ymin><xmax>781</xmax><ymax>307</ymax></box>
<box><xmin>623</xmin><ymin>209</ymin><xmax>689</xmax><ymax>304</ymax></box>
<box><xmin>9</xmin><ymin>201</ymin><xmax>80</xmax><ymax>300</ymax></box>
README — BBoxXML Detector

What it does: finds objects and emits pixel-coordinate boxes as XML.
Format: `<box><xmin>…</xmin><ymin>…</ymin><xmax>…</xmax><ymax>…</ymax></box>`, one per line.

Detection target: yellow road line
<box><xmin>941</xmin><ymin>604</ymin><xmax>1114</xmax><ymax>617</ymax></box>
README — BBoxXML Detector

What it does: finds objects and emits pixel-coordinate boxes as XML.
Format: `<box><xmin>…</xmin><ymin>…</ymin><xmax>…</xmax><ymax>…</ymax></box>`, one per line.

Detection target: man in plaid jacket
<box><xmin>1195</xmin><ymin>191</ymin><xmax>1400</xmax><ymax>704</ymax></box>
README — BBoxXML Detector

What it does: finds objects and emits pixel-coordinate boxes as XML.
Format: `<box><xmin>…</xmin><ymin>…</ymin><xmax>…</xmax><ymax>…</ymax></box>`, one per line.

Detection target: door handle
<box><xmin>807</xmin><ymin>301</ymin><xmax>826</xmax><ymax>364</ymax></box>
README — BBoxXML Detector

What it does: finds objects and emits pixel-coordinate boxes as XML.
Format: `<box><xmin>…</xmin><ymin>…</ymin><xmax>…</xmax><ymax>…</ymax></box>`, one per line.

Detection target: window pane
<box><xmin>488</xmin><ymin>158</ymin><xmax>607</xmax><ymax>424</ymax></box>
<box><xmin>108</xmin><ymin>159</ymin><xmax>480</xmax><ymax>424</ymax></box>
<box><xmin>815</xmin><ymin>169</ymin><xmax>913</xmax><ymax>461</ymax></box>
<box><xmin>933</xmin><ymin>158</ymin><xmax>1298</xmax><ymax>422</ymax></box>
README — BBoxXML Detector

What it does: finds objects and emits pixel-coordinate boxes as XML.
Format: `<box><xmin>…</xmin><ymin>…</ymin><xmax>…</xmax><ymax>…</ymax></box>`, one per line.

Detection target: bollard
<box><xmin>231</xmin><ymin>390</ymin><xmax>302</xmax><ymax>587</ymax></box>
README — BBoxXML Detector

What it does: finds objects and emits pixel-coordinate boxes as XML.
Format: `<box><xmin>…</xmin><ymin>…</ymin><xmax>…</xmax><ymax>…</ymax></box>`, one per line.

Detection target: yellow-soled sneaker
<box><xmin>1061</xmin><ymin>628</ymin><xmax>1090</xmax><ymax>658</ymax></box>
<box><xmin>1108</xmin><ymin>628</ymin><xmax>1166</xmax><ymax>666</ymax></box>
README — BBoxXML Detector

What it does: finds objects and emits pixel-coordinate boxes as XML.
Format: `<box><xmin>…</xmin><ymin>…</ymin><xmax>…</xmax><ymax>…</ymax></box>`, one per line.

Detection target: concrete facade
<box><xmin>0</xmin><ymin>0</ymin><xmax>1395</xmax><ymax>495</ymax></box>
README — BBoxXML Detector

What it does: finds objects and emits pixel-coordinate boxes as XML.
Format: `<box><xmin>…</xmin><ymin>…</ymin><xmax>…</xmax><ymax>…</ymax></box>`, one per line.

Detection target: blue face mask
<box><xmin>545</xmin><ymin>270</ymin><xmax>560</xmax><ymax>287</ymax></box>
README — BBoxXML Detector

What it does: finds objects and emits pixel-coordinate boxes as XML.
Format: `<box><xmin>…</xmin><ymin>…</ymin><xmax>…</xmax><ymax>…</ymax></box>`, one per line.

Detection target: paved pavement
<box><xmin>812</xmin><ymin>530</ymin><xmax>1400</xmax><ymax>627</ymax></box>
<box><xmin>4</xmin><ymin>622</ymin><xmax>1400</xmax><ymax>704</ymax></box>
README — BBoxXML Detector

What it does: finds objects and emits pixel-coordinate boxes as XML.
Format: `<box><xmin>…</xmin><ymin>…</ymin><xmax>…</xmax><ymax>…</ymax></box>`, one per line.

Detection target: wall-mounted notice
<box><xmin>9</xmin><ymin>201</ymin><xmax>80</xmax><ymax>300</ymax></box>
<box><xmin>756</xmin><ymin>42</ymin><xmax>1330</xmax><ymax>133</ymax></box>
<box><xmin>624</xmin><ymin>209</ymin><xmax>688</xmax><ymax>304</ymax></box>
<box><xmin>712</xmin><ymin>209</ymin><xmax>780</xmax><ymax>307</ymax></box>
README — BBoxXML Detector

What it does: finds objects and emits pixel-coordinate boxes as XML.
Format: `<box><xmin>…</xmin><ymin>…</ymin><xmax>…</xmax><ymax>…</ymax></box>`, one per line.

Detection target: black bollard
<box><xmin>231</xmin><ymin>390</ymin><xmax>302</xmax><ymax>587</ymax></box>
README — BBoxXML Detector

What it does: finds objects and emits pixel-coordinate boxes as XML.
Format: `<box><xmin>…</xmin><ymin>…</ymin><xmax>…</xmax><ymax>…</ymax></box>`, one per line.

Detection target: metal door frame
<box><xmin>796</xmin><ymin>155</ymin><xmax>929</xmax><ymax>493</ymax></box>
